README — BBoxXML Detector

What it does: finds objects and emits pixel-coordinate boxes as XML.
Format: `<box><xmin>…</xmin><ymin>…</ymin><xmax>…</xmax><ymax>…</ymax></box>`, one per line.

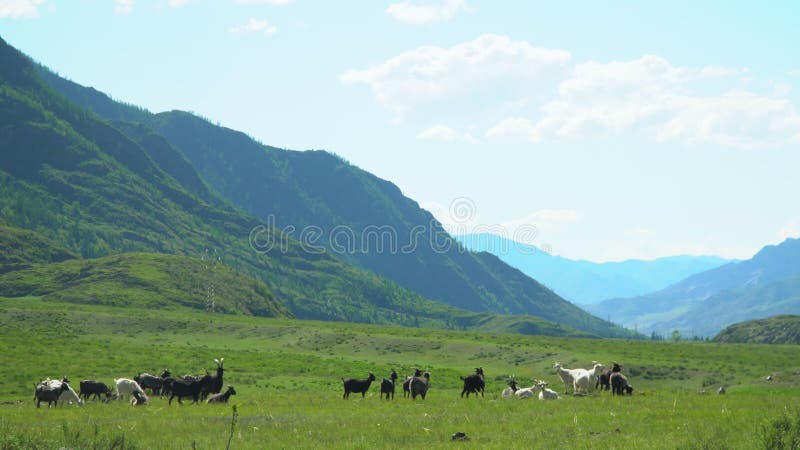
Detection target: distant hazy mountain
<box><xmin>455</xmin><ymin>234</ymin><xmax>729</xmax><ymax>304</ymax></box>
<box><xmin>585</xmin><ymin>238</ymin><xmax>800</xmax><ymax>336</ymax></box>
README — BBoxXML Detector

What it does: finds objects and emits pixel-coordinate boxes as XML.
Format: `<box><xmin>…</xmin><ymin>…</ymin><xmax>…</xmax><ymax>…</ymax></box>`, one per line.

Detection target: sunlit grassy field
<box><xmin>1</xmin><ymin>296</ymin><xmax>799</xmax><ymax>449</ymax></box>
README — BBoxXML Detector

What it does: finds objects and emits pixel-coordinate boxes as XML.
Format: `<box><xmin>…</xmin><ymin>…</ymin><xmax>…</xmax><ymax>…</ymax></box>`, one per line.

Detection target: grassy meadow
<box><xmin>1</xmin><ymin>296</ymin><xmax>799</xmax><ymax>449</ymax></box>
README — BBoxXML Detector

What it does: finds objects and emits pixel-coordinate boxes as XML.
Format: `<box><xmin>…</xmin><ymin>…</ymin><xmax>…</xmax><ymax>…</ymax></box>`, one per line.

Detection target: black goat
<box><xmin>201</xmin><ymin>358</ymin><xmax>224</xmax><ymax>400</ymax></box>
<box><xmin>403</xmin><ymin>368</ymin><xmax>422</xmax><ymax>398</ymax></box>
<box><xmin>130</xmin><ymin>390</ymin><xmax>148</xmax><ymax>406</ymax></box>
<box><xmin>34</xmin><ymin>382</ymin><xmax>69</xmax><ymax>408</ymax></box>
<box><xmin>610</xmin><ymin>372</ymin><xmax>633</xmax><ymax>396</ymax></box>
<box><xmin>160</xmin><ymin>376</ymin><xmax>178</xmax><ymax>398</ymax></box>
<box><xmin>207</xmin><ymin>385</ymin><xmax>237</xmax><ymax>404</ymax></box>
<box><xmin>410</xmin><ymin>372</ymin><xmax>431</xmax><ymax>400</ymax></box>
<box><xmin>79</xmin><ymin>380</ymin><xmax>112</xmax><ymax>401</ymax></box>
<box><xmin>598</xmin><ymin>363</ymin><xmax>622</xmax><ymax>392</ymax></box>
<box><xmin>380</xmin><ymin>370</ymin><xmax>398</xmax><ymax>400</ymax></box>
<box><xmin>168</xmin><ymin>375</ymin><xmax>210</xmax><ymax>405</ymax></box>
<box><xmin>460</xmin><ymin>367</ymin><xmax>485</xmax><ymax>398</ymax></box>
<box><xmin>135</xmin><ymin>374</ymin><xmax>163</xmax><ymax>396</ymax></box>
<box><xmin>342</xmin><ymin>373</ymin><xmax>376</xmax><ymax>399</ymax></box>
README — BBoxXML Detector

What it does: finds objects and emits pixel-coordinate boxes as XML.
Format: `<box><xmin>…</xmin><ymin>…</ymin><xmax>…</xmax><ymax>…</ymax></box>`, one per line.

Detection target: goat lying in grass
<box><xmin>207</xmin><ymin>385</ymin><xmax>237</xmax><ymax>404</ymax></box>
<box><xmin>501</xmin><ymin>377</ymin><xmax>519</xmax><ymax>399</ymax></box>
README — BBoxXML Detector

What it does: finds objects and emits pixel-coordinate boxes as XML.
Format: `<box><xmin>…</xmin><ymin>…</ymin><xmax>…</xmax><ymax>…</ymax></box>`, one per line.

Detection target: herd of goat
<box><xmin>33</xmin><ymin>358</ymin><xmax>236</xmax><ymax>408</ymax></box>
<box><xmin>33</xmin><ymin>358</ymin><xmax>636</xmax><ymax>408</ymax></box>
<box><xmin>344</xmin><ymin>362</ymin><xmax>635</xmax><ymax>402</ymax></box>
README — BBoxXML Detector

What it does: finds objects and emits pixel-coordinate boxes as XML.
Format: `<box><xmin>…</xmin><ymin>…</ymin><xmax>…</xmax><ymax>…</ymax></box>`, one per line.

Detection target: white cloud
<box><xmin>387</xmin><ymin>0</ymin><xmax>471</xmax><ymax>25</ymax></box>
<box><xmin>234</xmin><ymin>0</ymin><xmax>294</xmax><ymax>4</ymax></box>
<box><xmin>0</xmin><ymin>0</ymin><xmax>44</xmax><ymax>18</ymax></box>
<box><xmin>229</xmin><ymin>18</ymin><xmax>277</xmax><ymax>35</ymax></box>
<box><xmin>341</xmin><ymin>34</ymin><xmax>571</xmax><ymax>118</ymax></box>
<box><xmin>774</xmin><ymin>83</ymin><xmax>792</xmax><ymax>96</ymax></box>
<box><xmin>778</xmin><ymin>218</ymin><xmax>800</xmax><ymax>241</ymax></box>
<box><xmin>486</xmin><ymin>117</ymin><xmax>539</xmax><ymax>142</ymax></box>
<box><xmin>115</xmin><ymin>0</ymin><xmax>134</xmax><ymax>15</ymax></box>
<box><xmin>487</xmin><ymin>55</ymin><xmax>800</xmax><ymax>148</ymax></box>
<box><xmin>499</xmin><ymin>209</ymin><xmax>579</xmax><ymax>234</ymax></box>
<box><xmin>418</xmin><ymin>125</ymin><xmax>477</xmax><ymax>144</ymax></box>
<box><xmin>168</xmin><ymin>0</ymin><xmax>193</xmax><ymax>7</ymax></box>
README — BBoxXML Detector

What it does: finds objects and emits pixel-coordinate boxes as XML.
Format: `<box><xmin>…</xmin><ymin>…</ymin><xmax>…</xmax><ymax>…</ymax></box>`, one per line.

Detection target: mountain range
<box><xmin>455</xmin><ymin>233</ymin><xmax>730</xmax><ymax>304</ymax></box>
<box><xmin>0</xmin><ymin>36</ymin><xmax>634</xmax><ymax>338</ymax></box>
<box><xmin>585</xmin><ymin>238</ymin><xmax>800</xmax><ymax>337</ymax></box>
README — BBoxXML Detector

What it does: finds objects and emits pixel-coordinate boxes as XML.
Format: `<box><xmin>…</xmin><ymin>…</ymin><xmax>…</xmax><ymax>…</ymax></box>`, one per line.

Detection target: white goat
<box><xmin>553</xmin><ymin>362</ymin><xmax>581</xmax><ymax>394</ymax></box>
<box><xmin>114</xmin><ymin>378</ymin><xmax>145</xmax><ymax>401</ymax></box>
<box><xmin>514</xmin><ymin>382</ymin><xmax>543</xmax><ymax>399</ymax></box>
<box><xmin>535</xmin><ymin>381</ymin><xmax>561</xmax><ymax>400</ymax></box>
<box><xmin>39</xmin><ymin>379</ymin><xmax>83</xmax><ymax>406</ymax></box>
<box><xmin>572</xmin><ymin>363</ymin><xmax>605</xmax><ymax>394</ymax></box>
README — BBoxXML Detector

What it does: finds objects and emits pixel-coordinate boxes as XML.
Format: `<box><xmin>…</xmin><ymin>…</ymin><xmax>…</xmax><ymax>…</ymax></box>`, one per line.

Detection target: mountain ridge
<box><xmin>0</xmin><ymin>36</ymin><xmax>634</xmax><ymax>338</ymax></box>
<box><xmin>456</xmin><ymin>233</ymin><xmax>730</xmax><ymax>304</ymax></box>
<box><xmin>30</xmin><ymin>53</ymin><xmax>635</xmax><ymax>338</ymax></box>
<box><xmin>585</xmin><ymin>237</ymin><xmax>800</xmax><ymax>336</ymax></box>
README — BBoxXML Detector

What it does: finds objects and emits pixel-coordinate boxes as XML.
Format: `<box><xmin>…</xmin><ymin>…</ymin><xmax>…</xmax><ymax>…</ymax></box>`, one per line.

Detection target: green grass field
<box><xmin>1</xmin><ymin>296</ymin><xmax>799</xmax><ymax>449</ymax></box>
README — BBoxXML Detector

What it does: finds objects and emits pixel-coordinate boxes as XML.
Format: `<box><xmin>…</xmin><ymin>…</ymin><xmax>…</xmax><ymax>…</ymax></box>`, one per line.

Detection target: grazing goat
<box><xmin>130</xmin><ymin>390</ymin><xmax>148</xmax><ymax>406</ymax></box>
<box><xmin>342</xmin><ymin>373</ymin><xmax>376</xmax><ymax>399</ymax></box>
<box><xmin>403</xmin><ymin>368</ymin><xmax>422</xmax><ymax>398</ymax></box>
<box><xmin>610</xmin><ymin>372</ymin><xmax>634</xmax><ymax>396</ymax></box>
<box><xmin>380</xmin><ymin>370</ymin><xmax>398</xmax><ymax>400</ymax></box>
<box><xmin>207</xmin><ymin>385</ymin><xmax>237</xmax><ymax>404</ymax></box>
<box><xmin>79</xmin><ymin>380</ymin><xmax>112</xmax><ymax>401</ymax></box>
<box><xmin>410</xmin><ymin>372</ymin><xmax>431</xmax><ymax>400</ymax></box>
<box><xmin>501</xmin><ymin>377</ymin><xmax>519</xmax><ymax>399</ymax></box>
<box><xmin>38</xmin><ymin>379</ymin><xmax>83</xmax><ymax>406</ymax></box>
<box><xmin>34</xmin><ymin>381</ymin><xmax>69</xmax><ymax>408</ymax></box>
<box><xmin>115</xmin><ymin>378</ymin><xmax>145</xmax><ymax>401</ymax></box>
<box><xmin>460</xmin><ymin>367</ymin><xmax>485</xmax><ymax>398</ymax></box>
<box><xmin>169</xmin><ymin>376</ymin><xmax>210</xmax><ymax>405</ymax></box>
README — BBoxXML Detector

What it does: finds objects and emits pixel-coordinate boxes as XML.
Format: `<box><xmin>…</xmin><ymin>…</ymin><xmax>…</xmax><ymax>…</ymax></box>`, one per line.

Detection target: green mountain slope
<box><xmin>714</xmin><ymin>315</ymin><xmax>800</xmax><ymax>344</ymax></box>
<box><xmin>147</xmin><ymin>112</ymin><xmax>626</xmax><ymax>335</ymax></box>
<box><xmin>0</xmin><ymin>224</ymin><xmax>77</xmax><ymax>273</ymax></box>
<box><xmin>0</xmin><ymin>252</ymin><xmax>288</xmax><ymax>317</ymax></box>
<box><xmin>0</xmin><ymin>36</ymin><xmax>609</xmax><ymax>337</ymax></box>
<box><xmin>32</xmin><ymin>54</ymin><xmax>635</xmax><ymax>338</ymax></box>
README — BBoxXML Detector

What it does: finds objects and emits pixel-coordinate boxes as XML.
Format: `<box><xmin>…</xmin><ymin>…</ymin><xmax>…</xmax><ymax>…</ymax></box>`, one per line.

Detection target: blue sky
<box><xmin>2</xmin><ymin>0</ymin><xmax>799</xmax><ymax>262</ymax></box>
